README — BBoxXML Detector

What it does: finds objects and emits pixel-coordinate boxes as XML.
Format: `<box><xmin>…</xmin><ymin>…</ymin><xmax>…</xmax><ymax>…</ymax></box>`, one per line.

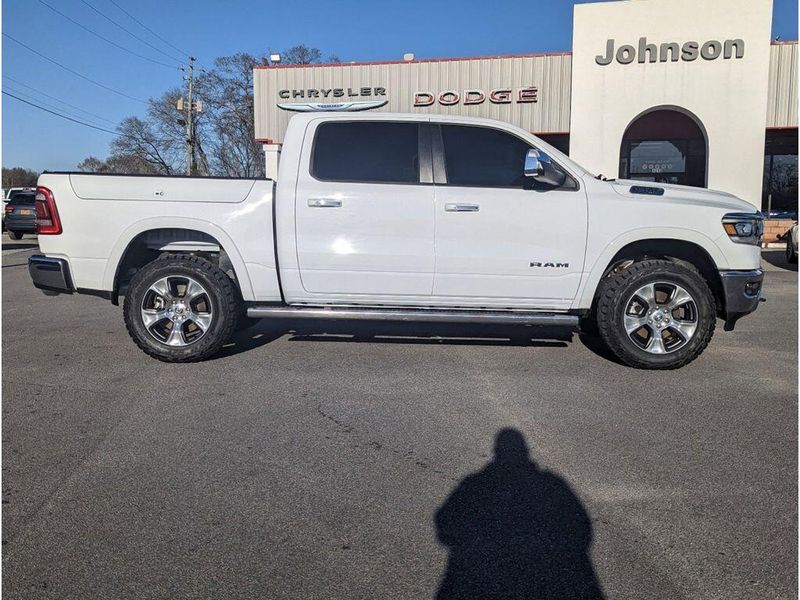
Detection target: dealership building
<box><xmin>253</xmin><ymin>0</ymin><xmax>797</xmax><ymax>214</ymax></box>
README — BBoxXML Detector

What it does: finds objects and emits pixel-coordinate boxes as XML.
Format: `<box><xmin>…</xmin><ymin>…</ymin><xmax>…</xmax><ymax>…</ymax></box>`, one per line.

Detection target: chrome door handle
<box><xmin>445</xmin><ymin>203</ymin><xmax>480</xmax><ymax>212</ymax></box>
<box><xmin>308</xmin><ymin>198</ymin><xmax>342</xmax><ymax>208</ymax></box>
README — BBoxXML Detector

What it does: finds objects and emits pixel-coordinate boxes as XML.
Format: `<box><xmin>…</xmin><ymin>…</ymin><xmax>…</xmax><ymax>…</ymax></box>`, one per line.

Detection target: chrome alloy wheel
<box><xmin>140</xmin><ymin>276</ymin><xmax>213</xmax><ymax>347</ymax></box>
<box><xmin>623</xmin><ymin>282</ymin><xmax>698</xmax><ymax>354</ymax></box>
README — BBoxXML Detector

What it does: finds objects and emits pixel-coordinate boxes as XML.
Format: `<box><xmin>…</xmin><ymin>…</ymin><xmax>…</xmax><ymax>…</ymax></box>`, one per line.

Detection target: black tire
<box><xmin>8</xmin><ymin>231</ymin><xmax>23</xmax><ymax>240</ymax></box>
<box><xmin>594</xmin><ymin>259</ymin><xmax>716</xmax><ymax>370</ymax></box>
<box><xmin>786</xmin><ymin>235</ymin><xmax>797</xmax><ymax>264</ymax></box>
<box><xmin>123</xmin><ymin>254</ymin><xmax>241</xmax><ymax>362</ymax></box>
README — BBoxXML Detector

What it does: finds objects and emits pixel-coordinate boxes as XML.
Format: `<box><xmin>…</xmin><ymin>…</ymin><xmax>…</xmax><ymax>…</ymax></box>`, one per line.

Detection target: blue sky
<box><xmin>2</xmin><ymin>0</ymin><xmax>798</xmax><ymax>172</ymax></box>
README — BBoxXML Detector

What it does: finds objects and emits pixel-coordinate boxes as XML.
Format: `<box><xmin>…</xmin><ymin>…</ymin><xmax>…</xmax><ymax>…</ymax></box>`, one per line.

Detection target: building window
<box><xmin>619</xmin><ymin>109</ymin><xmax>707</xmax><ymax>187</ymax></box>
<box><xmin>762</xmin><ymin>129</ymin><xmax>798</xmax><ymax>218</ymax></box>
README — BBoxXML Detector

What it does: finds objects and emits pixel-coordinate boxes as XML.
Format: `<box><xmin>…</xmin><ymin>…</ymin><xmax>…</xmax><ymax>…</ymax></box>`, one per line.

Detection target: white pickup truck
<box><xmin>29</xmin><ymin>113</ymin><xmax>764</xmax><ymax>368</ymax></box>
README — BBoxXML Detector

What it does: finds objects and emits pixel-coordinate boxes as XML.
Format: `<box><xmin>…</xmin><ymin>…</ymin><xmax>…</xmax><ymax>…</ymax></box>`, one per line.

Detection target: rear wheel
<box><xmin>595</xmin><ymin>259</ymin><xmax>716</xmax><ymax>369</ymax></box>
<box><xmin>8</xmin><ymin>231</ymin><xmax>22</xmax><ymax>240</ymax></box>
<box><xmin>123</xmin><ymin>254</ymin><xmax>241</xmax><ymax>362</ymax></box>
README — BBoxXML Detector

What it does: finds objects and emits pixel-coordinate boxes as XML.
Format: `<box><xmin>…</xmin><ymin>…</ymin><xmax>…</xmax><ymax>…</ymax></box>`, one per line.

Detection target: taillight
<box><xmin>4</xmin><ymin>204</ymin><xmax>12</xmax><ymax>213</ymax></box>
<box><xmin>35</xmin><ymin>186</ymin><xmax>61</xmax><ymax>235</ymax></box>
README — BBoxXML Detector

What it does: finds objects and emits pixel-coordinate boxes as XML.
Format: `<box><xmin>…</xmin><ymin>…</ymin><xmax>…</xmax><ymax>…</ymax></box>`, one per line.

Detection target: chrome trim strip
<box><xmin>246</xmin><ymin>306</ymin><xmax>579</xmax><ymax>326</ymax></box>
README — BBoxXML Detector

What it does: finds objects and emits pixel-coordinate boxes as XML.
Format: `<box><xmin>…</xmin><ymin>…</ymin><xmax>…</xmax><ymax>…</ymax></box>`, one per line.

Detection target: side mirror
<box><xmin>524</xmin><ymin>149</ymin><xmax>566</xmax><ymax>187</ymax></box>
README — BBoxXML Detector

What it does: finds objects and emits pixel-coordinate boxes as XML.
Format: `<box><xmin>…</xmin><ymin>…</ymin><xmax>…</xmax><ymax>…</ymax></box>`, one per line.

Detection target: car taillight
<box><xmin>4</xmin><ymin>204</ymin><xmax>13</xmax><ymax>213</ymax></box>
<box><xmin>35</xmin><ymin>186</ymin><xmax>62</xmax><ymax>235</ymax></box>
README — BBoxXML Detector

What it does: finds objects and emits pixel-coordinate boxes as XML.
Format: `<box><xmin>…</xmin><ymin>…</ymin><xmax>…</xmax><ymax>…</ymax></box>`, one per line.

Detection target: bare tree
<box><xmin>2</xmin><ymin>167</ymin><xmax>39</xmax><ymax>188</ymax></box>
<box><xmin>77</xmin><ymin>154</ymin><xmax>159</xmax><ymax>174</ymax></box>
<box><xmin>76</xmin><ymin>156</ymin><xmax>106</xmax><ymax>172</ymax></box>
<box><xmin>196</xmin><ymin>53</ymin><xmax>264</xmax><ymax>178</ymax></box>
<box><xmin>77</xmin><ymin>46</ymin><xmax>339</xmax><ymax>177</ymax></box>
<box><xmin>108</xmin><ymin>87</ymin><xmax>198</xmax><ymax>175</ymax></box>
<box><xmin>110</xmin><ymin>116</ymin><xmax>176</xmax><ymax>174</ymax></box>
<box><xmin>282</xmin><ymin>45</ymin><xmax>322</xmax><ymax>65</ymax></box>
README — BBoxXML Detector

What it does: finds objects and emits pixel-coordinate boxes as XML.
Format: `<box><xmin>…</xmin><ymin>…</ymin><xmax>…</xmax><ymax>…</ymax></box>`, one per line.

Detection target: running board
<box><xmin>246</xmin><ymin>305</ymin><xmax>579</xmax><ymax>327</ymax></box>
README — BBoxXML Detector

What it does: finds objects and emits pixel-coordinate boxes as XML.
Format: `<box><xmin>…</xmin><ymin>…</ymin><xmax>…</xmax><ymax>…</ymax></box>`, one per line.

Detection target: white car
<box><xmin>28</xmin><ymin>113</ymin><xmax>764</xmax><ymax>369</ymax></box>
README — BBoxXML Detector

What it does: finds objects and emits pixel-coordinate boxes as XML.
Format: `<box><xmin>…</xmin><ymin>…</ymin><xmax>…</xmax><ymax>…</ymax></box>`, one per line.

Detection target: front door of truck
<box><xmin>294</xmin><ymin>119</ymin><xmax>435</xmax><ymax>298</ymax></box>
<box><xmin>432</xmin><ymin>123</ymin><xmax>588</xmax><ymax>309</ymax></box>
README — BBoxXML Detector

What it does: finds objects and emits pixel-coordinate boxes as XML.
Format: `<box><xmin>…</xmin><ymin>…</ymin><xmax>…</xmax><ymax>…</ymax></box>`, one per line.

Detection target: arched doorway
<box><xmin>619</xmin><ymin>109</ymin><xmax>707</xmax><ymax>187</ymax></box>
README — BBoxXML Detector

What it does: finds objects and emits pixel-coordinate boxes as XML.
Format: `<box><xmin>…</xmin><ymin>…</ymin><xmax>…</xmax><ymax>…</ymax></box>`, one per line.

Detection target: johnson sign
<box><xmin>596</xmin><ymin>37</ymin><xmax>745</xmax><ymax>65</ymax></box>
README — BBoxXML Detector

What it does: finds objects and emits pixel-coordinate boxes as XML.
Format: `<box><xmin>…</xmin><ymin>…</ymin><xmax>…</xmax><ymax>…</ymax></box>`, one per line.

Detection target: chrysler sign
<box><xmin>277</xmin><ymin>86</ymin><xmax>387</xmax><ymax>112</ymax></box>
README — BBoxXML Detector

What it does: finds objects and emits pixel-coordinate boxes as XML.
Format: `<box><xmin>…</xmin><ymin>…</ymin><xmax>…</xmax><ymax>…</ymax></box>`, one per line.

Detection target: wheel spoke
<box><xmin>667</xmin><ymin>320</ymin><xmax>697</xmax><ymax>341</ymax></box>
<box><xmin>624</xmin><ymin>314</ymin><xmax>648</xmax><ymax>334</ymax></box>
<box><xmin>645</xmin><ymin>329</ymin><xmax>667</xmax><ymax>354</ymax></box>
<box><xmin>141</xmin><ymin>309</ymin><xmax>168</xmax><ymax>328</ymax></box>
<box><xmin>149</xmin><ymin>278</ymin><xmax>173</xmax><ymax>302</ymax></box>
<box><xmin>635</xmin><ymin>283</ymin><xmax>657</xmax><ymax>310</ymax></box>
<box><xmin>165</xmin><ymin>325</ymin><xmax>185</xmax><ymax>346</ymax></box>
<box><xmin>667</xmin><ymin>287</ymin><xmax>694</xmax><ymax>311</ymax></box>
<box><xmin>188</xmin><ymin>313</ymin><xmax>212</xmax><ymax>332</ymax></box>
<box><xmin>184</xmin><ymin>279</ymin><xmax>205</xmax><ymax>301</ymax></box>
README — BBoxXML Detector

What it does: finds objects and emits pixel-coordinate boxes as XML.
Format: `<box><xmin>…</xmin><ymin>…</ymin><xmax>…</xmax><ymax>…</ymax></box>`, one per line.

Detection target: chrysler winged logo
<box><xmin>277</xmin><ymin>100</ymin><xmax>389</xmax><ymax>112</ymax></box>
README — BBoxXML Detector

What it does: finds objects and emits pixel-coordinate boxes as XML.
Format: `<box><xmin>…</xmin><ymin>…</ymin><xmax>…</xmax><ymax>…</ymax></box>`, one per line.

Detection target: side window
<box><xmin>440</xmin><ymin>124</ymin><xmax>575</xmax><ymax>189</ymax></box>
<box><xmin>312</xmin><ymin>121</ymin><xmax>420</xmax><ymax>184</ymax></box>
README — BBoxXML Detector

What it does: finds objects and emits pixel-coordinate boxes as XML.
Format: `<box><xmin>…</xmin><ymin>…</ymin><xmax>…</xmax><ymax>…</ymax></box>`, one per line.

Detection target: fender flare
<box><xmin>573</xmin><ymin>227</ymin><xmax>728</xmax><ymax>309</ymax></box>
<box><xmin>103</xmin><ymin>217</ymin><xmax>255</xmax><ymax>301</ymax></box>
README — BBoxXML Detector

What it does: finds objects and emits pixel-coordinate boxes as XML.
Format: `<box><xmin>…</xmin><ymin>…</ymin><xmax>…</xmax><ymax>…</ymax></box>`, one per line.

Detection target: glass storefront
<box><xmin>762</xmin><ymin>129</ymin><xmax>798</xmax><ymax>217</ymax></box>
<box><xmin>618</xmin><ymin>110</ymin><xmax>707</xmax><ymax>187</ymax></box>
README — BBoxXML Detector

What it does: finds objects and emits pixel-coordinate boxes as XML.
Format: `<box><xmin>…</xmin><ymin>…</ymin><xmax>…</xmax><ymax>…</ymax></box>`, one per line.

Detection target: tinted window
<box><xmin>312</xmin><ymin>122</ymin><xmax>419</xmax><ymax>184</ymax></box>
<box><xmin>441</xmin><ymin>125</ymin><xmax>574</xmax><ymax>189</ymax></box>
<box><xmin>8</xmin><ymin>192</ymin><xmax>35</xmax><ymax>205</ymax></box>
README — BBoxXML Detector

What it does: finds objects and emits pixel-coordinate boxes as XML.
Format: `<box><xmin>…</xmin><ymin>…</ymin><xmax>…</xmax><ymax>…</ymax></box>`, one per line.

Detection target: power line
<box><xmin>3</xmin><ymin>33</ymin><xmax>147</xmax><ymax>104</ymax></box>
<box><xmin>105</xmin><ymin>0</ymin><xmax>190</xmax><ymax>59</ymax></box>
<box><xmin>78</xmin><ymin>0</ymin><xmax>186</xmax><ymax>63</ymax></box>
<box><xmin>3</xmin><ymin>75</ymin><xmax>117</xmax><ymax>125</ymax></box>
<box><xmin>3</xmin><ymin>91</ymin><xmax>119</xmax><ymax>136</ymax></box>
<box><xmin>37</xmin><ymin>0</ymin><xmax>179</xmax><ymax>70</ymax></box>
<box><xmin>4</xmin><ymin>83</ymin><xmax>113</xmax><ymax>130</ymax></box>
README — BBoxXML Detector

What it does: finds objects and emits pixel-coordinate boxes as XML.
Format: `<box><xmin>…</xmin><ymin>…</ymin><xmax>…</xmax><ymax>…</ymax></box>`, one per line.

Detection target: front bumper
<box><xmin>28</xmin><ymin>255</ymin><xmax>73</xmax><ymax>295</ymax></box>
<box><xmin>720</xmin><ymin>268</ymin><xmax>764</xmax><ymax>331</ymax></box>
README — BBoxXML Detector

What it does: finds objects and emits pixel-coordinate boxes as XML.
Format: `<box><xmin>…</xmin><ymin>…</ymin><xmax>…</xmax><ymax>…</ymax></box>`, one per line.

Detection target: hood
<box><xmin>608</xmin><ymin>179</ymin><xmax>758</xmax><ymax>214</ymax></box>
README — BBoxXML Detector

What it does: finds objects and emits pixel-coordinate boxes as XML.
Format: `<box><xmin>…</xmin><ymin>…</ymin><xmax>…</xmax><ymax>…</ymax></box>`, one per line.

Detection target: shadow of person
<box><xmin>435</xmin><ymin>429</ymin><xmax>604</xmax><ymax>599</ymax></box>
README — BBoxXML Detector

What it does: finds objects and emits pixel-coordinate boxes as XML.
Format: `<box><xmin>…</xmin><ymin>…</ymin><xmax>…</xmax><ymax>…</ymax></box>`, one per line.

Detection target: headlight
<box><xmin>722</xmin><ymin>212</ymin><xmax>764</xmax><ymax>245</ymax></box>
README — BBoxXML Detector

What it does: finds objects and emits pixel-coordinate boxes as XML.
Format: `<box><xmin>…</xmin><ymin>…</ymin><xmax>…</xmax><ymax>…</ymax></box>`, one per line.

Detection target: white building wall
<box><xmin>570</xmin><ymin>0</ymin><xmax>774</xmax><ymax>207</ymax></box>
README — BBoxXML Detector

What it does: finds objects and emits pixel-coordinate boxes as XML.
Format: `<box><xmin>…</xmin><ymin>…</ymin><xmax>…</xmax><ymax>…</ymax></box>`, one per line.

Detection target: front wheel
<box><xmin>8</xmin><ymin>231</ymin><xmax>22</xmax><ymax>240</ymax></box>
<box><xmin>123</xmin><ymin>254</ymin><xmax>241</xmax><ymax>362</ymax></box>
<box><xmin>594</xmin><ymin>259</ymin><xmax>716</xmax><ymax>369</ymax></box>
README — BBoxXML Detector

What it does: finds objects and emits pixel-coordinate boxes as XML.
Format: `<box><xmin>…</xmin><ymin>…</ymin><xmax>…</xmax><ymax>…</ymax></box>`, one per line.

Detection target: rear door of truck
<box><xmin>293</xmin><ymin>117</ymin><xmax>435</xmax><ymax>298</ymax></box>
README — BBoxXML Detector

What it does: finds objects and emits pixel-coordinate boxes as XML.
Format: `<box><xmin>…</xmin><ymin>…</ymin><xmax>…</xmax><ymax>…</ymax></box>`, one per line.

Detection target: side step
<box><xmin>246</xmin><ymin>305</ymin><xmax>579</xmax><ymax>327</ymax></box>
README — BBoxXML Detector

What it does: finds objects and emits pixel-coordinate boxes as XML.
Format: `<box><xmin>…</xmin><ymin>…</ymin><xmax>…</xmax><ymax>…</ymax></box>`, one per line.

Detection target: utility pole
<box><xmin>177</xmin><ymin>57</ymin><xmax>202</xmax><ymax>175</ymax></box>
<box><xmin>185</xmin><ymin>56</ymin><xmax>195</xmax><ymax>175</ymax></box>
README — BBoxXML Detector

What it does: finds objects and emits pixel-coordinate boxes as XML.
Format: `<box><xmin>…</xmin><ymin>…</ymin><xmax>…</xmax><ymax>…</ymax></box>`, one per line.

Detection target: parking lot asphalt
<box><xmin>2</xmin><ymin>233</ymin><xmax>797</xmax><ymax>599</ymax></box>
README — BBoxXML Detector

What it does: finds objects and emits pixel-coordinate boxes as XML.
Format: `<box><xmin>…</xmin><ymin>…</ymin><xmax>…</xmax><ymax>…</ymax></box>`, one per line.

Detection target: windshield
<box><xmin>8</xmin><ymin>192</ymin><xmax>35</xmax><ymax>205</ymax></box>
